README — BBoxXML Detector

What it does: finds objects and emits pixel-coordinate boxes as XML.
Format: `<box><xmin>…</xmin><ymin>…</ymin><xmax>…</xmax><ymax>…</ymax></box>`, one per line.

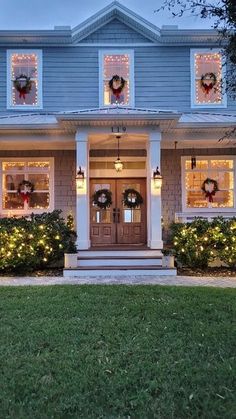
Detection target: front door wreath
<box><xmin>92</xmin><ymin>189</ymin><xmax>112</xmax><ymax>209</ymax></box>
<box><xmin>123</xmin><ymin>188</ymin><xmax>143</xmax><ymax>209</ymax></box>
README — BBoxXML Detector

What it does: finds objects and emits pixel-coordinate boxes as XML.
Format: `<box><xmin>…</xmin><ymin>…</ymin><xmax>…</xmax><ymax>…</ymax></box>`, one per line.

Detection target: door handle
<box><xmin>117</xmin><ymin>208</ymin><xmax>120</xmax><ymax>223</ymax></box>
<box><xmin>113</xmin><ymin>208</ymin><xmax>116</xmax><ymax>223</ymax></box>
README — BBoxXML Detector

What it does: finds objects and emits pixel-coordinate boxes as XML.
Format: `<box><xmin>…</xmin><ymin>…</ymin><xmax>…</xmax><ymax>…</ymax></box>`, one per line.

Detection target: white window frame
<box><xmin>190</xmin><ymin>49</ymin><xmax>227</xmax><ymax>109</ymax></box>
<box><xmin>181</xmin><ymin>156</ymin><xmax>236</xmax><ymax>213</ymax></box>
<box><xmin>0</xmin><ymin>157</ymin><xmax>54</xmax><ymax>216</ymax></box>
<box><xmin>7</xmin><ymin>49</ymin><xmax>43</xmax><ymax>110</ymax></box>
<box><xmin>99</xmin><ymin>49</ymin><xmax>135</xmax><ymax>107</ymax></box>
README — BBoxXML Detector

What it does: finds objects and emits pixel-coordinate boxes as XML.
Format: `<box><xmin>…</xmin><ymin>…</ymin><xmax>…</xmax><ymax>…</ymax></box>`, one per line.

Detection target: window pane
<box><xmin>103</xmin><ymin>54</ymin><xmax>130</xmax><ymax>105</ymax></box>
<box><xmin>210</xmin><ymin>160</ymin><xmax>233</xmax><ymax>170</ymax></box>
<box><xmin>194</xmin><ymin>52</ymin><xmax>223</xmax><ymax>105</ymax></box>
<box><xmin>3</xmin><ymin>192</ymin><xmax>24</xmax><ymax>210</ymax></box>
<box><xmin>91</xmin><ymin>209</ymin><xmax>111</xmax><ymax>223</ymax></box>
<box><xmin>29</xmin><ymin>193</ymin><xmax>50</xmax><ymax>209</ymax></box>
<box><xmin>2</xmin><ymin>162</ymin><xmax>25</xmax><ymax>171</ymax></box>
<box><xmin>185</xmin><ymin>172</ymin><xmax>208</xmax><ymax>190</ymax></box>
<box><xmin>28</xmin><ymin>162</ymin><xmax>50</xmax><ymax>169</ymax></box>
<box><xmin>11</xmin><ymin>53</ymin><xmax>39</xmax><ymax>106</ymax></box>
<box><xmin>3</xmin><ymin>174</ymin><xmax>24</xmax><ymax>191</ymax></box>
<box><xmin>185</xmin><ymin>160</ymin><xmax>208</xmax><ymax>170</ymax></box>
<box><xmin>28</xmin><ymin>174</ymin><xmax>49</xmax><ymax>190</ymax></box>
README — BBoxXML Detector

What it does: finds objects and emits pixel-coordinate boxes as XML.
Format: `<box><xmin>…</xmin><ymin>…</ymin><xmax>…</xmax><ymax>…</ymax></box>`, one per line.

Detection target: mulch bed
<box><xmin>178</xmin><ymin>267</ymin><xmax>236</xmax><ymax>277</ymax></box>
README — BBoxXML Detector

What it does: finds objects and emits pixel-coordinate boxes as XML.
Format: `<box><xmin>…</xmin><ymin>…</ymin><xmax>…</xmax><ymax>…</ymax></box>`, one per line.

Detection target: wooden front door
<box><xmin>90</xmin><ymin>178</ymin><xmax>146</xmax><ymax>246</ymax></box>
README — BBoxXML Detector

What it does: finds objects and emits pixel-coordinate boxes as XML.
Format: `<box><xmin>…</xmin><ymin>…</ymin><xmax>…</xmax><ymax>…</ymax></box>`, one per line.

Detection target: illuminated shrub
<box><xmin>170</xmin><ymin>217</ymin><xmax>236</xmax><ymax>269</ymax></box>
<box><xmin>0</xmin><ymin>210</ymin><xmax>76</xmax><ymax>273</ymax></box>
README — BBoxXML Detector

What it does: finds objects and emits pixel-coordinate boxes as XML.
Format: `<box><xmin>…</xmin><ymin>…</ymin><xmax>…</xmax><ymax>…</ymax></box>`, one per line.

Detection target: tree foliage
<box><xmin>156</xmin><ymin>0</ymin><xmax>236</xmax><ymax>97</ymax></box>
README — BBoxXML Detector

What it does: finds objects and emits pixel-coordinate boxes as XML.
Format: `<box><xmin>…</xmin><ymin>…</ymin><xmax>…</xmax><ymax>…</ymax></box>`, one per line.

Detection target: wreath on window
<box><xmin>201</xmin><ymin>178</ymin><xmax>219</xmax><ymax>203</ymax></box>
<box><xmin>109</xmin><ymin>75</ymin><xmax>126</xmax><ymax>100</ymax></box>
<box><xmin>123</xmin><ymin>188</ymin><xmax>143</xmax><ymax>209</ymax></box>
<box><xmin>17</xmin><ymin>180</ymin><xmax>34</xmax><ymax>203</ymax></box>
<box><xmin>92</xmin><ymin>189</ymin><xmax>112</xmax><ymax>209</ymax></box>
<box><xmin>200</xmin><ymin>72</ymin><xmax>217</xmax><ymax>95</ymax></box>
<box><xmin>13</xmin><ymin>74</ymin><xmax>32</xmax><ymax>99</ymax></box>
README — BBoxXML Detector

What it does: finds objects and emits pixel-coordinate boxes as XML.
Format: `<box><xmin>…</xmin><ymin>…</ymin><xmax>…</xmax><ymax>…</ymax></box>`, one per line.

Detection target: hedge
<box><xmin>0</xmin><ymin>210</ymin><xmax>76</xmax><ymax>273</ymax></box>
<box><xmin>170</xmin><ymin>217</ymin><xmax>236</xmax><ymax>269</ymax></box>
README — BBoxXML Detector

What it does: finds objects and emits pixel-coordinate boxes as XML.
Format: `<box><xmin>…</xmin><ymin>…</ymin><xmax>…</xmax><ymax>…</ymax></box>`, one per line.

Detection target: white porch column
<box><xmin>75</xmin><ymin>129</ymin><xmax>90</xmax><ymax>249</ymax></box>
<box><xmin>147</xmin><ymin>128</ymin><xmax>163</xmax><ymax>249</ymax></box>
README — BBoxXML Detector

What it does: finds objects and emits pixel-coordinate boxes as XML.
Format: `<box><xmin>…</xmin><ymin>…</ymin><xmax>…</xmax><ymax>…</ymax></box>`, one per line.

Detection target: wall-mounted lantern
<box><xmin>76</xmin><ymin>166</ymin><xmax>85</xmax><ymax>189</ymax></box>
<box><xmin>153</xmin><ymin>166</ymin><xmax>163</xmax><ymax>189</ymax></box>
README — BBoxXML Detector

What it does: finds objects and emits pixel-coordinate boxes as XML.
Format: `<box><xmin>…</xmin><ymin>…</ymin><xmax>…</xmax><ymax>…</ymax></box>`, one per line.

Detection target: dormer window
<box><xmin>99</xmin><ymin>50</ymin><xmax>134</xmax><ymax>107</ymax></box>
<box><xmin>7</xmin><ymin>50</ymin><xmax>42</xmax><ymax>109</ymax></box>
<box><xmin>191</xmin><ymin>49</ymin><xmax>226</xmax><ymax>108</ymax></box>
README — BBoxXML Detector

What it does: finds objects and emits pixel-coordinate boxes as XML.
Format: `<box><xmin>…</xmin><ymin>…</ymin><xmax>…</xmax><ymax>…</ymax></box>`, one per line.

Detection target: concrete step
<box><xmin>63</xmin><ymin>265</ymin><xmax>177</xmax><ymax>277</ymax></box>
<box><xmin>78</xmin><ymin>250</ymin><xmax>162</xmax><ymax>258</ymax></box>
<box><xmin>78</xmin><ymin>256</ymin><xmax>162</xmax><ymax>267</ymax></box>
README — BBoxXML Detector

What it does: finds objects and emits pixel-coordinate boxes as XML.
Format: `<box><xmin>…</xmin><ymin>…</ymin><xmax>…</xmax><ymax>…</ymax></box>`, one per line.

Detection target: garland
<box><xmin>92</xmin><ymin>189</ymin><xmax>112</xmax><ymax>209</ymax></box>
<box><xmin>13</xmin><ymin>74</ymin><xmax>32</xmax><ymax>99</ymax></box>
<box><xmin>123</xmin><ymin>188</ymin><xmax>143</xmax><ymax>209</ymax></box>
<box><xmin>200</xmin><ymin>72</ymin><xmax>217</xmax><ymax>95</ymax></box>
<box><xmin>17</xmin><ymin>180</ymin><xmax>34</xmax><ymax>203</ymax></box>
<box><xmin>109</xmin><ymin>75</ymin><xmax>126</xmax><ymax>100</ymax></box>
<box><xmin>201</xmin><ymin>178</ymin><xmax>219</xmax><ymax>203</ymax></box>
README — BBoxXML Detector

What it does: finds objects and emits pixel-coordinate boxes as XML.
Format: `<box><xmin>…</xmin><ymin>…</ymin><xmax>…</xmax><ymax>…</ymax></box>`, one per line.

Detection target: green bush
<box><xmin>170</xmin><ymin>217</ymin><xmax>236</xmax><ymax>269</ymax></box>
<box><xmin>0</xmin><ymin>210</ymin><xmax>77</xmax><ymax>273</ymax></box>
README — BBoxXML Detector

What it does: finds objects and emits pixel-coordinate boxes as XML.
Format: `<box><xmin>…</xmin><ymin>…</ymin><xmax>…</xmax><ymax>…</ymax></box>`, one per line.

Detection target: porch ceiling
<box><xmin>89</xmin><ymin>132</ymin><xmax>147</xmax><ymax>150</ymax></box>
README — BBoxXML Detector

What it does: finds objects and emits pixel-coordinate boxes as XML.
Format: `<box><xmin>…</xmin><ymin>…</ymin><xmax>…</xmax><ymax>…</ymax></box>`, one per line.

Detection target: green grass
<box><xmin>0</xmin><ymin>286</ymin><xmax>235</xmax><ymax>419</ymax></box>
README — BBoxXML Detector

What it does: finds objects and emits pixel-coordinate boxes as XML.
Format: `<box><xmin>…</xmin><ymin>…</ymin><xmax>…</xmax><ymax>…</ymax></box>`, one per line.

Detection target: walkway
<box><xmin>0</xmin><ymin>275</ymin><xmax>235</xmax><ymax>287</ymax></box>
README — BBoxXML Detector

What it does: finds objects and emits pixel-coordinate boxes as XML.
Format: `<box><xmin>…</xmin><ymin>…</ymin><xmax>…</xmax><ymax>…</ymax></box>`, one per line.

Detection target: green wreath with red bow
<box><xmin>17</xmin><ymin>180</ymin><xmax>34</xmax><ymax>203</ymax></box>
<box><xmin>201</xmin><ymin>178</ymin><xmax>219</xmax><ymax>203</ymax></box>
<box><xmin>109</xmin><ymin>75</ymin><xmax>126</xmax><ymax>100</ymax></box>
<box><xmin>200</xmin><ymin>72</ymin><xmax>217</xmax><ymax>95</ymax></box>
<box><xmin>13</xmin><ymin>74</ymin><xmax>32</xmax><ymax>99</ymax></box>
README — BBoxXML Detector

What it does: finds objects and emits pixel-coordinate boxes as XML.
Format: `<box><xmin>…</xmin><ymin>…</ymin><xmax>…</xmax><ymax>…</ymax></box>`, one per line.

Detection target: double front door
<box><xmin>90</xmin><ymin>178</ymin><xmax>146</xmax><ymax>246</ymax></box>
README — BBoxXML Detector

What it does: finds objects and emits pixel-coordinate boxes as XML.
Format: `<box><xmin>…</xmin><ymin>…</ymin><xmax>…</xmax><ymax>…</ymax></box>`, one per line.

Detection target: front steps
<box><xmin>63</xmin><ymin>249</ymin><xmax>177</xmax><ymax>277</ymax></box>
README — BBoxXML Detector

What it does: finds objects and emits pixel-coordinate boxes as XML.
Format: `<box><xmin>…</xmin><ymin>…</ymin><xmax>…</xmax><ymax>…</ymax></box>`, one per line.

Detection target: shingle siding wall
<box><xmin>0</xmin><ymin>150</ymin><xmax>76</xmax><ymax>220</ymax></box>
<box><xmin>161</xmin><ymin>148</ymin><xmax>236</xmax><ymax>237</ymax></box>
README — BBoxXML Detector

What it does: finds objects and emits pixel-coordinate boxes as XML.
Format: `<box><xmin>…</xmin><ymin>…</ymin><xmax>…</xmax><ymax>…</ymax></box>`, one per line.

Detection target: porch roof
<box><xmin>0</xmin><ymin>108</ymin><xmax>235</xmax><ymax>131</ymax></box>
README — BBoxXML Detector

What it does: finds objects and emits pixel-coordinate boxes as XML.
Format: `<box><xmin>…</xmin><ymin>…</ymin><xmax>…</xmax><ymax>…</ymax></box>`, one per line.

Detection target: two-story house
<box><xmin>0</xmin><ymin>2</ymin><xmax>235</xmax><ymax>274</ymax></box>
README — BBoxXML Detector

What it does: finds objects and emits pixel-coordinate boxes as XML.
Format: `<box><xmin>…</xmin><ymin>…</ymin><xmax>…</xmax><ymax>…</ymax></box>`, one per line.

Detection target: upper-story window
<box><xmin>99</xmin><ymin>50</ymin><xmax>134</xmax><ymax>107</ymax></box>
<box><xmin>191</xmin><ymin>49</ymin><xmax>226</xmax><ymax>108</ymax></box>
<box><xmin>7</xmin><ymin>50</ymin><xmax>42</xmax><ymax>109</ymax></box>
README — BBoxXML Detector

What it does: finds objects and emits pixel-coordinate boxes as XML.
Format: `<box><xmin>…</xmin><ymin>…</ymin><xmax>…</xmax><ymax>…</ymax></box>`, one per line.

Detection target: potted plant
<box><xmin>161</xmin><ymin>248</ymin><xmax>175</xmax><ymax>268</ymax></box>
<box><xmin>64</xmin><ymin>238</ymin><xmax>78</xmax><ymax>269</ymax></box>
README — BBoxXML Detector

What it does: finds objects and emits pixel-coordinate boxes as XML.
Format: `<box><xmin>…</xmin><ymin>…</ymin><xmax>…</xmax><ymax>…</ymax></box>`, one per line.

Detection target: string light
<box><xmin>11</xmin><ymin>52</ymin><xmax>39</xmax><ymax>106</ymax></box>
<box><xmin>104</xmin><ymin>53</ymin><xmax>130</xmax><ymax>105</ymax></box>
<box><xmin>194</xmin><ymin>52</ymin><xmax>223</xmax><ymax>105</ymax></box>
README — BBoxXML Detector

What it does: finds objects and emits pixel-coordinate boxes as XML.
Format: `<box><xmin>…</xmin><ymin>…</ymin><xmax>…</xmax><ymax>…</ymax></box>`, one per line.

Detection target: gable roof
<box><xmin>72</xmin><ymin>1</ymin><xmax>161</xmax><ymax>44</ymax></box>
<box><xmin>0</xmin><ymin>1</ymin><xmax>220</xmax><ymax>46</ymax></box>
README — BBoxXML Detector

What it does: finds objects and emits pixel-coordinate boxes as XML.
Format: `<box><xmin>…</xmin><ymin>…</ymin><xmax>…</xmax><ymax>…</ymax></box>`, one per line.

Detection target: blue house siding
<box><xmin>80</xmin><ymin>18</ymin><xmax>152</xmax><ymax>43</ymax></box>
<box><xmin>0</xmin><ymin>48</ymin><xmax>6</xmax><ymax>111</ymax></box>
<box><xmin>0</xmin><ymin>25</ymin><xmax>235</xmax><ymax>113</ymax></box>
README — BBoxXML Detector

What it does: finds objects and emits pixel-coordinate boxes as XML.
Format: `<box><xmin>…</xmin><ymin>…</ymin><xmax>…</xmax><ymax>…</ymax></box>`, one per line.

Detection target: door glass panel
<box><xmin>122</xmin><ymin>183</ymin><xmax>142</xmax><ymax>223</ymax></box>
<box><xmin>124</xmin><ymin>209</ymin><xmax>141</xmax><ymax>223</ymax></box>
<box><xmin>92</xmin><ymin>209</ymin><xmax>111</xmax><ymax>224</ymax></box>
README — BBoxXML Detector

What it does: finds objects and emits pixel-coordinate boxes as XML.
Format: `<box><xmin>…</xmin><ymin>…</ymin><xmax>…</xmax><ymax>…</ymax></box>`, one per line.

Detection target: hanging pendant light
<box><xmin>114</xmin><ymin>135</ymin><xmax>123</xmax><ymax>172</ymax></box>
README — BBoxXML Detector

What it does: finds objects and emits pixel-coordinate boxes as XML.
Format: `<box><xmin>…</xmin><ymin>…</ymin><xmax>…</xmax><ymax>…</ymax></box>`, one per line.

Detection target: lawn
<box><xmin>0</xmin><ymin>286</ymin><xmax>235</xmax><ymax>419</ymax></box>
